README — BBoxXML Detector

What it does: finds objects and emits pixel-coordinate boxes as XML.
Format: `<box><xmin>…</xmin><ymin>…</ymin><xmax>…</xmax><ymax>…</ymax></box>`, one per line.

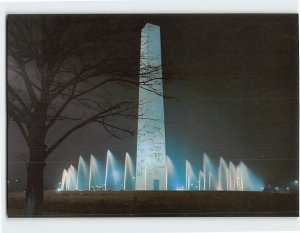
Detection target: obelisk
<box><xmin>135</xmin><ymin>23</ymin><xmax>167</xmax><ymax>190</ymax></box>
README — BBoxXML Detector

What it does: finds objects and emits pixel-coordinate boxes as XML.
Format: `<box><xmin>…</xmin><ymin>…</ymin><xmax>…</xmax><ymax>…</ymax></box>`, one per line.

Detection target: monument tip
<box><xmin>143</xmin><ymin>22</ymin><xmax>160</xmax><ymax>29</ymax></box>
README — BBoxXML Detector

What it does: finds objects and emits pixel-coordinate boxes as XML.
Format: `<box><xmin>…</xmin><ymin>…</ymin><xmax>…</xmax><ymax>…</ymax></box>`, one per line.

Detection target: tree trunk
<box><xmin>25</xmin><ymin>102</ymin><xmax>48</xmax><ymax>216</ymax></box>
<box><xmin>24</xmin><ymin>148</ymin><xmax>46</xmax><ymax>216</ymax></box>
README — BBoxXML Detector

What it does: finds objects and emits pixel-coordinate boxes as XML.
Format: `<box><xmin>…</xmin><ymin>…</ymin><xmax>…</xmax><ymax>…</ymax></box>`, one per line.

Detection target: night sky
<box><xmin>7</xmin><ymin>14</ymin><xmax>298</xmax><ymax>189</ymax></box>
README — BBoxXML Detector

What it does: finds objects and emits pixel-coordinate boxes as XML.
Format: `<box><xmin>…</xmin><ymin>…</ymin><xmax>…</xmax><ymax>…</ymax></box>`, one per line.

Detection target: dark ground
<box><xmin>7</xmin><ymin>190</ymin><xmax>298</xmax><ymax>217</ymax></box>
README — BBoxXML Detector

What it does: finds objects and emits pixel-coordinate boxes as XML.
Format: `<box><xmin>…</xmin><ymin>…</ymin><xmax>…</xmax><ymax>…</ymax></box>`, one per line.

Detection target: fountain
<box><xmin>59</xmin><ymin>151</ymin><xmax>264</xmax><ymax>192</ymax></box>
<box><xmin>76</xmin><ymin>156</ymin><xmax>89</xmax><ymax>191</ymax></box>
<box><xmin>105</xmin><ymin>150</ymin><xmax>123</xmax><ymax>190</ymax></box>
<box><xmin>89</xmin><ymin>154</ymin><xmax>102</xmax><ymax>190</ymax></box>
<box><xmin>166</xmin><ymin>156</ymin><xmax>176</xmax><ymax>190</ymax></box>
<box><xmin>217</xmin><ymin>157</ymin><xmax>228</xmax><ymax>190</ymax></box>
<box><xmin>195</xmin><ymin>154</ymin><xmax>264</xmax><ymax>191</ymax></box>
<box><xmin>61</xmin><ymin>169</ymin><xmax>68</xmax><ymax>190</ymax></box>
<box><xmin>185</xmin><ymin>160</ymin><xmax>196</xmax><ymax>191</ymax></box>
<box><xmin>200</xmin><ymin>153</ymin><xmax>218</xmax><ymax>191</ymax></box>
<box><xmin>124</xmin><ymin>152</ymin><xmax>135</xmax><ymax>190</ymax></box>
<box><xmin>61</xmin><ymin>165</ymin><xmax>77</xmax><ymax>191</ymax></box>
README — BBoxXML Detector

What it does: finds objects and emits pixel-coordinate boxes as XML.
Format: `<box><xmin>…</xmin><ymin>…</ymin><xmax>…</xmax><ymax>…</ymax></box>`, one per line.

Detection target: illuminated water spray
<box><xmin>197</xmin><ymin>153</ymin><xmax>264</xmax><ymax>191</ymax></box>
<box><xmin>218</xmin><ymin>157</ymin><xmax>229</xmax><ymax>190</ymax></box>
<box><xmin>124</xmin><ymin>152</ymin><xmax>135</xmax><ymax>190</ymax></box>
<box><xmin>89</xmin><ymin>154</ymin><xmax>101</xmax><ymax>190</ymax></box>
<box><xmin>59</xmin><ymin>152</ymin><xmax>263</xmax><ymax>191</ymax></box>
<box><xmin>76</xmin><ymin>156</ymin><xmax>89</xmax><ymax>191</ymax></box>
<box><xmin>104</xmin><ymin>150</ymin><xmax>123</xmax><ymax>190</ymax></box>
<box><xmin>61</xmin><ymin>165</ymin><xmax>77</xmax><ymax>191</ymax></box>
<box><xmin>166</xmin><ymin>156</ymin><xmax>176</xmax><ymax>190</ymax></box>
<box><xmin>185</xmin><ymin>160</ymin><xmax>196</xmax><ymax>191</ymax></box>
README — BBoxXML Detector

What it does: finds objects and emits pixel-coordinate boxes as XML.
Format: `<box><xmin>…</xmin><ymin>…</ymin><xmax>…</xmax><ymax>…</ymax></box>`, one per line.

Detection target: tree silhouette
<box><xmin>7</xmin><ymin>15</ymin><xmax>167</xmax><ymax>216</ymax></box>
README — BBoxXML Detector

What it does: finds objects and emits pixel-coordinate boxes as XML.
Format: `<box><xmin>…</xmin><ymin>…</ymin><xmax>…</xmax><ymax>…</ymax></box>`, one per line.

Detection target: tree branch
<box><xmin>7</xmin><ymin>83</ymin><xmax>30</xmax><ymax>113</ymax></box>
<box><xmin>7</xmin><ymin>103</ymin><xmax>30</xmax><ymax>145</ymax></box>
<box><xmin>46</xmin><ymin>101</ymin><xmax>132</xmax><ymax>155</ymax></box>
<box><xmin>46</xmin><ymin>78</ymin><xmax>79</xmax><ymax>130</ymax></box>
<box><xmin>98</xmin><ymin>120</ymin><xmax>134</xmax><ymax>139</ymax></box>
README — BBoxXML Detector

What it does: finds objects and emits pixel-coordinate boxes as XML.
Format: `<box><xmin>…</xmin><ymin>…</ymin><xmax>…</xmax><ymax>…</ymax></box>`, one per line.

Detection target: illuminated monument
<box><xmin>135</xmin><ymin>23</ymin><xmax>167</xmax><ymax>190</ymax></box>
<box><xmin>59</xmin><ymin>24</ymin><xmax>264</xmax><ymax>193</ymax></box>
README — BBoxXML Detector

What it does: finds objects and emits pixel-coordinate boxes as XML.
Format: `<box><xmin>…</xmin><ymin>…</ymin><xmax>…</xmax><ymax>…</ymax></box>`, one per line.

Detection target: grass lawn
<box><xmin>7</xmin><ymin>190</ymin><xmax>298</xmax><ymax>217</ymax></box>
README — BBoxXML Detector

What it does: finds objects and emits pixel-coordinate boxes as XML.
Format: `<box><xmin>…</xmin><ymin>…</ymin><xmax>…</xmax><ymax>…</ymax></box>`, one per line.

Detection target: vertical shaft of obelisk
<box><xmin>135</xmin><ymin>23</ymin><xmax>167</xmax><ymax>190</ymax></box>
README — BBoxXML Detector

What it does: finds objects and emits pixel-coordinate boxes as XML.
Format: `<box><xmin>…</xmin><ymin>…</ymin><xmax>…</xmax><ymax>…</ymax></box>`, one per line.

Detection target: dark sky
<box><xmin>7</xmin><ymin>14</ymin><xmax>298</xmax><ymax>188</ymax></box>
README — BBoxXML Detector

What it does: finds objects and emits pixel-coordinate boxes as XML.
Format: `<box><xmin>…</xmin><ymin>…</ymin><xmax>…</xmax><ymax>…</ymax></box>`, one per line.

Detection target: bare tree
<box><xmin>7</xmin><ymin>15</ymin><xmax>166</xmax><ymax>216</ymax></box>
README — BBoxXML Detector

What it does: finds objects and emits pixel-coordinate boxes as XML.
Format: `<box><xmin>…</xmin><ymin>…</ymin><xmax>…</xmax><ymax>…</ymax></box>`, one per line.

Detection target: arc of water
<box><xmin>124</xmin><ymin>153</ymin><xmax>128</xmax><ymax>191</ymax></box>
<box><xmin>203</xmin><ymin>169</ymin><xmax>206</xmax><ymax>190</ymax></box>
<box><xmin>185</xmin><ymin>160</ymin><xmax>195</xmax><ymax>191</ymax></box>
<box><xmin>124</xmin><ymin>153</ymin><xmax>134</xmax><ymax>191</ymax></box>
<box><xmin>76</xmin><ymin>163</ymin><xmax>80</xmax><ymax>190</ymax></box>
<box><xmin>209</xmin><ymin>171</ymin><xmax>213</xmax><ymax>190</ymax></box>
<box><xmin>226</xmin><ymin>168</ymin><xmax>229</xmax><ymax>190</ymax></box>
<box><xmin>218</xmin><ymin>157</ymin><xmax>229</xmax><ymax>191</ymax></box>
<box><xmin>226</xmin><ymin>169</ymin><xmax>229</xmax><ymax>190</ymax></box>
<box><xmin>166</xmin><ymin>155</ymin><xmax>176</xmax><ymax>191</ymax></box>
<box><xmin>198</xmin><ymin>170</ymin><xmax>202</xmax><ymax>191</ymax></box>
<box><xmin>66</xmin><ymin>165</ymin><xmax>77</xmax><ymax>191</ymax></box>
<box><xmin>76</xmin><ymin>156</ymin><xmax>89</xmax><ymax>191</ymax></box>
<box><xmin>89</xmin><ymin>157</ymin><xmax>92</xmax><ymax>190</ymax></box>
<box><xmin>166</xmin><ymin>156</ymin><xmax>169</xmax><ymax>190</ymax></box>
<box><xmin>66</xmin><ymin>170</ymin><xmax>70</xmax><ymax>190</ymax></box>
<box><xmin>66</xmin><ymin>166</ymin><xmax>70</xmax><ymax>190</ymax></box>
<box><xmin>89</xmin><ymin>154</ymin><xmax>99</xmax><ymax>191</ymax></box>
<box><xmin>241</xmin><ymin>172</ymin><xmax>244</xmax><ymax>191</ymax></box>
<box><xmin>185</xmin><ymin>160</ymin><xmax>189</xmax><ymax>191</ymax></box>
<box><xmin>125</xmin><ymin>152</ymin><xmax>135</xmax><ymax>190</ymax></box>
<box><xmin>198</xmin><ymin>170</ymin><xmax>201</xmax><ymax>191</ymax></box>
<box><xmin>217</xmin><ymin>165</ymin><xmax>221</xmax><ymax>190</ymax></box>
<box><xmin>61</xmin><ymin>169</ymin><xmax>68</xmax><ymax>190</ymax></box>
<box><xmin>236</xmin><ymin>164</ymin><xmax>241</xmax><ymax>191</ymax></box>
<box><xmin>240</xmin><ymin>162</ymin><xmax>246</xmax><ymax>191</ymax></box>
<box><xmin>166</xmin><ymin>165</ymin><xmax>168</xmax><ymax>190</ymax></box>
<box><xmin>105</xmin><ymin>150</ymin><xmax>110</xmax><ymax>191</ymax></box>
<box><xmin>203</xmin><ymin>154</ymin><xmax>208</xmax><ymax>191</ymax></box>
<box><xmin>200</xmin><ymin>171</ymin><xmax>204</xmax><ymax>190</ymax></box>
<box><xmin>76</xmin><ymin>156</ymin><xmax>84</xmax><ymax>190</ymax></box>
<box><xmin>66</xmin><ymin>169</ymin><xmax>69</xmax><ymax>190</ymax></box>
<box><xmin>229</xmin><ymin>162</ymin><xmax>235</xmax><ymax>191</ymax></box>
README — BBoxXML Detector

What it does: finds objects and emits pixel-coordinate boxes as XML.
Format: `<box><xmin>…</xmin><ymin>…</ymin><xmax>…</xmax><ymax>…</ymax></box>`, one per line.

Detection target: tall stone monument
<box><xmin>135</xmin><ymin>23</ymin><xmax>167</xmax><ymax>190</ymax></box>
